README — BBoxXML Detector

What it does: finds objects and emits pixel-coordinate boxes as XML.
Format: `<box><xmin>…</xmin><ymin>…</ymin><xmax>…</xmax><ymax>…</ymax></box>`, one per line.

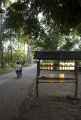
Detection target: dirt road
<box><xmin>17</xmin><ymin>70</ymin><xmax>81</xmax><ymax>120</ymax></box>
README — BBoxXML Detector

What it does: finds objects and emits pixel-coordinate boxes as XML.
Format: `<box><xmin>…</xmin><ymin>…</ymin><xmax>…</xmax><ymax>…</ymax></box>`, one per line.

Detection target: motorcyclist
<box><xmin>15</xmin><ymin>61</ymin><xmax>22</xmax><ymax>75</ymax></box>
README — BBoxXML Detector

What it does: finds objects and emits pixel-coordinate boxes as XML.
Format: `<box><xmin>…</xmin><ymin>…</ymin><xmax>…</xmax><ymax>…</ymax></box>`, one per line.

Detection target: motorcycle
<box><xmin>16</xmin><ymin>70</ymin><xmax>21</xmax><ymax>78</ymax></box>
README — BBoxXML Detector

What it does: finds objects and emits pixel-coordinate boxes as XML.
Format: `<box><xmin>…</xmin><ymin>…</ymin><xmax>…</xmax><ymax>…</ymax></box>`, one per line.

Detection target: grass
<box><xmin>0</xmin><ymin>64</ymin><xmax>32</xmax><ymax>76</ymax></box>
<box><xmin>0</xmin><ymin>67</ymin><xmax>15</xmax><ymax>75</ymax></box>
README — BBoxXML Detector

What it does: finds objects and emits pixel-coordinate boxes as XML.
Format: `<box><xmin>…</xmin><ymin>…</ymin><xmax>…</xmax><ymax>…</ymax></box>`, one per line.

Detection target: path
<box><xmin>0</xmin><ymin>64</ymin><xmax>36</xmax><ymax>120</ymax></box>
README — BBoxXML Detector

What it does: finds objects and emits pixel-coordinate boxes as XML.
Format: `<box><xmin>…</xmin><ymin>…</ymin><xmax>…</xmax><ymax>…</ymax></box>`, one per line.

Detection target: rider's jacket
<box><xmin>15</xmin><ymin>64</ymin><xmax>21</xmax><ymax>71</ymax></box>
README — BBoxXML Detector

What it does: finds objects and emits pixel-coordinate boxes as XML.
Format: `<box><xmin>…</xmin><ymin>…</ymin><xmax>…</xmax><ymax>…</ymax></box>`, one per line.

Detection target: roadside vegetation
<box><xmin>0</xmin><ymin>63</ymin><xmax>32</xmax><ymax>75</ymax></box>
<box><xmin>0</xmin><ymin>67</ymin><xmax>15</xmax><ymax>75</ymax></box>
<box><xmin>0</xmin><ymin>0</ymin><xmax>81</xmax><ymax>70</ymax></box>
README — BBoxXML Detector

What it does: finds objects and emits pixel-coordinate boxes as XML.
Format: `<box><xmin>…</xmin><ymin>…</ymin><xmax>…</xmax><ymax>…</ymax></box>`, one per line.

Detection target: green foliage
<box><xmin>4</xmin><ymin>0</ymin><xmax>41</xmax><ymax>39</ymax></box>
<box><xmin>1</xmin><ymin>0</ymin><xmax>81</xmax><ymax>66</ymax></box>
<box><xmin>35</xmin><ymin>17</ymin><xmax>59</xmax><ymax>51</ymax></box>
<box><xmin>13</xmin><ymin>49</ymin><xmax>25</xmax><ymax>61</ymax></box>
<box><xmin>4</xmin><ymin>0</ymin><xmax>81</xmax><ymax>35</ymax></box>
<box><xmin>41</xmin><ymin>0</ymin><xmax>81</xmax><ymax>32</ymax></box>
<box><xmin>10</xmin><ymin>1</ymin><xmax>27</xmax><ymax>11</ymax></box>
<box><xmin>0</xmin><ymin>67</ymin><xmax>14</xmax><ymax>75</ymax></box>
<box><xmin>30</xmin><ymin>0</ymin><xmax>81</xmax><ymax>34</ymax></box>
<box><xmin>60</xmin><ymin>37</ymin><xmax>77</xmax><ymax>51</ymax></box>
<box><xmin>75</xmin><ymin>23</ymin><xmax>81</xmax><ymax>35</ymax></box>
<box><xmin>5</xmin><ymin>8</ymin><xmax>24</xmax><ymax>29</ymax></box>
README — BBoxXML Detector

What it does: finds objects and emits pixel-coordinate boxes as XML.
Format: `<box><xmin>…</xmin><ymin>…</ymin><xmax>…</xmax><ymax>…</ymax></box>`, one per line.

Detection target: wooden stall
<box><xmin>34</xmin><ymin>51</ymin><xmax>81</xmax><ymax>97</ymax></box>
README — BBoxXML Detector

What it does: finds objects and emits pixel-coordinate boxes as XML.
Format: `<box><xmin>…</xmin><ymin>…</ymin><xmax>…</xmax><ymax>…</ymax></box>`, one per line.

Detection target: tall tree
<box><xmin>0</xmin><ymin>1</ymin><xmax>5</xmax><ymax>68</ymax></box>
<box><xmin>3</xmin><ymin>0</ymin><xmax>81</xmax><ymax>55</ymax></box>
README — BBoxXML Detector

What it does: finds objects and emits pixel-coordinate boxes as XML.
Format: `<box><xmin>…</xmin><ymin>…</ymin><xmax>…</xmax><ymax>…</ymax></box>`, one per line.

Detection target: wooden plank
<box><xmin>38</xmin><ymin>77</ymin><xmax>76</xmax><ymax>80</ymax></box>
<box><xmin>38</xmin><ymin>81</ymin><xmax>76</xmax><ymax>83</ymax></box>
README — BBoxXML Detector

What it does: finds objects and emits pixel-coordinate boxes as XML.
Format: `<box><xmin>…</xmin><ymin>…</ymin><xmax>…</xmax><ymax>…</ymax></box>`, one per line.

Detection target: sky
<box><xmin>11</xmin><ymin>0</ymin><xmax>17</xmax><ymax>2</ymax></box>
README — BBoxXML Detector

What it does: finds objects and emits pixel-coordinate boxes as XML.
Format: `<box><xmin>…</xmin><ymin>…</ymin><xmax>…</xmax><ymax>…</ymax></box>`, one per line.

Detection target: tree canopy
<box><xmin>3</xmin><ymin>0</ymin><xmax>81</xmax><ymax>52</ymax></box>
<box><xmin>1</xmin><ymin>0</ymin><xmax>81</xmax><ymax>68</ymax></box>
<box><xmin>5</xmin><ymin>0</ymin><xmax>81</xmax><ymax>35</ymax></box>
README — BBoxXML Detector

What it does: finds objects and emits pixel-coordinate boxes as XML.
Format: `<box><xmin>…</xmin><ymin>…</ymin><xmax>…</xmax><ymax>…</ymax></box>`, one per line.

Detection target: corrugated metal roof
<box><xmin>34</xmin><ymin>51</ymin><xmax>81</xmax><ymax>60</ymax></box>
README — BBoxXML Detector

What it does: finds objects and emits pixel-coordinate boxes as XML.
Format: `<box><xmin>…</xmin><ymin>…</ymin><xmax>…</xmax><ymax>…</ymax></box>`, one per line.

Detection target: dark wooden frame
<box><xmin>34</xmin><ymin>51</ymin><xmax>79</xmax><ymax>97</ymax></box>
<box><xmin>36</xmin><ymin>60</ymin><xmax>78</xmax><ymax>97</ymax></box>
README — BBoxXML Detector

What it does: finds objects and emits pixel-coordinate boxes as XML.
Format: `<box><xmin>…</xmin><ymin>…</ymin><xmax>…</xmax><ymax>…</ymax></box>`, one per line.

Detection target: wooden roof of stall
<box><xmin>34</xmin><ymin>51</ymin><xmax>81</xmax><ymax>60</ymax></box>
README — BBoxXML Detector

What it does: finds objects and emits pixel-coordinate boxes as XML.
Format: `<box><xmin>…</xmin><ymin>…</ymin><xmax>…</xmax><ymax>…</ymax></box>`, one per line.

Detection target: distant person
<box><xmin>15</xmin><ymin>61</ymin><xmax>22</xmax><ymax>75</ymax></box>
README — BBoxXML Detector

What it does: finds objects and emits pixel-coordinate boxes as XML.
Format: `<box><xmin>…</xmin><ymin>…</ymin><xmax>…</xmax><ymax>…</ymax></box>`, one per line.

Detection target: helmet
<box><xmin>17</xmin><ymin>61</ymin><xmax>19</xmax><ymax>64</ymax></box>
<box><xmin>16</xmin><ymin>60</ymin><xmax>20</xmax><ymax>64</ymax></box>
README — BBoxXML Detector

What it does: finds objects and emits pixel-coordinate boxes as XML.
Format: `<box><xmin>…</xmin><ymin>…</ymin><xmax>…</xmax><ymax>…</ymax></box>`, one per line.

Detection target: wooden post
<box><xmin>75</xmin><ymin>61</ymin><xmax>78</xmax><ymax>97</ymax></box>
<box><xmin>74</xmin><ymin>60</ymin><xmax>76</xmax><ymax>76</ymax></box>
<box><xmin>36</xmin><ymin>59</ymin><xmax>40</xmax><ymax>97</ymax></box>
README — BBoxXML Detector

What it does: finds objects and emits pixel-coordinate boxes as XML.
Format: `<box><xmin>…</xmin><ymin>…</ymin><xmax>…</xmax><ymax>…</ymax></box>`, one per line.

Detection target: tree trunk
<box><xmin>0</xmin><ymin>14</ymin><xmax>4</xmax><ymax>68</ymax></box>
<box><xmin>27</xmin><ymin>44</ymin><xmax>31</xmax><ymax>64</ymax></box>
<box><xmin>10</xmin><ymin>36</ymin><xmax>12</xmax><ymax>62</ymax></box>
